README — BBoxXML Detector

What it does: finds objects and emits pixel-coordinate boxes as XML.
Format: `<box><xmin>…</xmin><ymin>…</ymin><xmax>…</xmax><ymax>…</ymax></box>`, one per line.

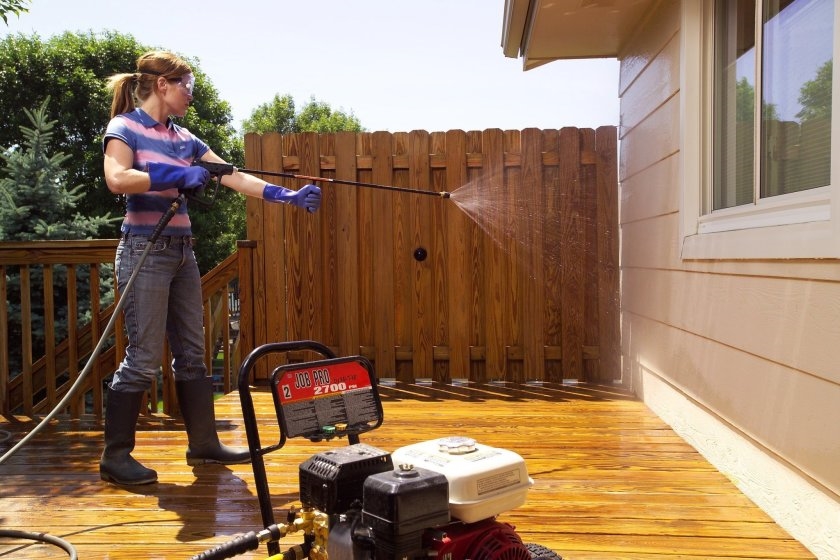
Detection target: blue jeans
<box><xmin>110</xmin><ymin>234</ymin><xmax>207</xmax><ymax>392</ymax></box>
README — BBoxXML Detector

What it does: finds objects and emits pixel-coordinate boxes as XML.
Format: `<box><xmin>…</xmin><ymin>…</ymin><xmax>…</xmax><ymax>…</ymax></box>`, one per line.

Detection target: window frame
<box><xmin>680</xmin><ymin>0</ymin><xmax>840</xmax><ymax>260</ymax></box>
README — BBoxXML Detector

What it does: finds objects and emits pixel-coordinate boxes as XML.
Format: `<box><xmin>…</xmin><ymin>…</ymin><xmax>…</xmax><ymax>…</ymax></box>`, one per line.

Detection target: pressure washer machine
<box><xmin>192</xmin><ymin>341</ymin><xmax>561</xmax><ymax>560</ymax></box>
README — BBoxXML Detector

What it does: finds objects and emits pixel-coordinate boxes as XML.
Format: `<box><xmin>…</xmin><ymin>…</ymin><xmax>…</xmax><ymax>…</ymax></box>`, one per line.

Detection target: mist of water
<box><xmin>444</xmin><ymin>169</ymin><xmax>594</xmax><ymax>280</ymax></box>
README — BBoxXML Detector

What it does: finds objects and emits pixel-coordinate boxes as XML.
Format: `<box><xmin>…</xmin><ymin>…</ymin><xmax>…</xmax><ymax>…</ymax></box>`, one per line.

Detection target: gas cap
<box><xmin>437</xmin><ymin>436</ymin><xmax>476</xmax><ymax>455</ymax></box>
<box><xmin>395</xmin><ymin>464</ymin><xmax>420</xmax><ymax>478</ymax></box>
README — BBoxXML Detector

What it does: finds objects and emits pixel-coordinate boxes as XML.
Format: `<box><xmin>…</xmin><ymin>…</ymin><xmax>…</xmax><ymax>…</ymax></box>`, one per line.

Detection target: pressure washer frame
<box><xmin>236</xmin><ymin>341</ymin><xmax>384</xmax><ymax>556</ymax></box>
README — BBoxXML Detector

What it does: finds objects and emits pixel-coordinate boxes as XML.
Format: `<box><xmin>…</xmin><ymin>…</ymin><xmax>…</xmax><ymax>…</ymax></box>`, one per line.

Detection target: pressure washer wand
<box><xmin>192</xmin><ymin>161</ymin><xmax>450</xmax><ymax>198</ymax></box>
<box><xmin>244</xmin><ymin>168</ymin><xmax>451</xmax><ymax>199</ymax></box>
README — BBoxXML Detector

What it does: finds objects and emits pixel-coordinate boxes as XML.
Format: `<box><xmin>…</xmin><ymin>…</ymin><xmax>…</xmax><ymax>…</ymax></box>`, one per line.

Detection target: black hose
<box><xmin>189</xmin><ymin>531</ymin><xmax>259</xmax><ymax>560</ymax></box>
<box><xmin>190</xmin><ymin>523</ymin><xmax>286</xmax><ymax>560</ymax></box>
<box><xmin>0</xmin><ymin>529</ymin><xmax>78</xmax><ymax>559</ymax></box>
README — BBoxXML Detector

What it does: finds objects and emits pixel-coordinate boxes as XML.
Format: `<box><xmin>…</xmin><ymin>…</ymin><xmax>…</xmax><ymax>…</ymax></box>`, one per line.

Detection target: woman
<box><xmin>101</xmin><ymin>50</ymin><xmax>321</xmax><ymax>485</ymax></box>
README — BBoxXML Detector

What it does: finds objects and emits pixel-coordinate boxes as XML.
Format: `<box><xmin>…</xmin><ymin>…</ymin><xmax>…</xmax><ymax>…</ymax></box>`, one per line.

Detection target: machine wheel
<box><xmin>526</xmin><ymin>542</ymin><xmax>563</xmax><ymax>560</ymax></box>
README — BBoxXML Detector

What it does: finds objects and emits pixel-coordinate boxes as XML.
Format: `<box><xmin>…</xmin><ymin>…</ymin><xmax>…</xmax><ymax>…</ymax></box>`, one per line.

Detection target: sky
<box><xmin>1</xmin><ymin>0</ymin><xmax>620</xmax><ymax>133</ymax></box>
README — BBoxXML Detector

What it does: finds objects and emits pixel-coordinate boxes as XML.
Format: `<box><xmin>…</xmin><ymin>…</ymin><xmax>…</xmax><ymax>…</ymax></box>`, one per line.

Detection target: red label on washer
<box><xmin>275</xmin><ymin>360</ymin><xmax>372</xmax><ymax>404</ymax></box>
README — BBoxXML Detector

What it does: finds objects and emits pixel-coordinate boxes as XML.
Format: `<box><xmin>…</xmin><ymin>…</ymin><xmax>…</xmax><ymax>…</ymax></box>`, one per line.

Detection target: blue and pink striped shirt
<box><xmin>103</xmin><ymin>108</ymin><xmax>210</xmax><ymax>236</ymax></box>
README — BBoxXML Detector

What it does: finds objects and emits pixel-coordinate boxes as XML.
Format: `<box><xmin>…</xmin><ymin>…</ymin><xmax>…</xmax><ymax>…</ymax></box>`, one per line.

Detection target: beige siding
<box><xmin>618</xmin><ymin>1</ymin><xmax>840</xmax><ymax>555</ymax></box>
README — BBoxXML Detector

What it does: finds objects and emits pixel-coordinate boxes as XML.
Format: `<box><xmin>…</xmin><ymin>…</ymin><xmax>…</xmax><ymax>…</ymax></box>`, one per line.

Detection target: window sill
<box><xmin>697</xmin><ymin>188</ymin><xmax>831</xmax><ymax>235</ymax></box>
<box><xmin>682</xmin><ymin>217</ymin><xmax>839</xmax><ymax>260</ymax></box>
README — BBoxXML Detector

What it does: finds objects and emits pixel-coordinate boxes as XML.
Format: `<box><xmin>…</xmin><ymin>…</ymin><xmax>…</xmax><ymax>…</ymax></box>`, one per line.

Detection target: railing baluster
<box><xmin>20</xmin><ymin>265</ymin><xmax>33</xmax><ymax>416</ymax></box>
<box><xmin>89</xmin><ymin>264</ymin><xmax>103</xmax><ymax>417</ymax></box>
<box><xmin>1</xmin><ymin>240</ymin><xmax>241</xmax><ymax>420</ymax></box>
<box><xmin>44</xmin><ymin>265</ymin><xmax>56</xmax><ymax>409</ymax></box>
<box><xmin>67</xmin><ymin>264</ymin><xmax>82</xmax><ymax>417</ymax></box>
<box><xmin>0</xmin><ymin>266</ymin><xmax>7</xmax><ymax>415</ymax></box>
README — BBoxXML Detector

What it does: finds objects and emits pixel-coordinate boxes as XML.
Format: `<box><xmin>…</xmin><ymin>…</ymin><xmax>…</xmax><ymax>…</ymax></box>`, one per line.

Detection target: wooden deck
<box><xmin>0</xmin><ymin>383</ymin><xmax>814</xmax><ymax>560</ymax></box>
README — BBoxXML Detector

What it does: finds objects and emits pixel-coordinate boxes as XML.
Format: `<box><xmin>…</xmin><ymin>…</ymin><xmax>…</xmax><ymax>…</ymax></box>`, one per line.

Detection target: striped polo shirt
<box><xmin>103</xmin><ymin>108</ymin><xmax>210</xmax><ymax>236</ymax></box>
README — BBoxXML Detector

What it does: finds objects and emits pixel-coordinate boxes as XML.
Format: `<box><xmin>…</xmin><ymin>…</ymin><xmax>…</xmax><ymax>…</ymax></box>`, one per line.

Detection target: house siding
<box><xmin>617</xmin><ymin>1</ymin><xmax>840</xmax><ymax>557</ymax></box>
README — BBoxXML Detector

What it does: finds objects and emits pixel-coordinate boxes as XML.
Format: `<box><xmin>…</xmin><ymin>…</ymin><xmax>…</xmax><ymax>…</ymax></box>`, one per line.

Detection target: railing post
<box><xmin>236</xmin><ymin>240</ymin><xmax>258</xmax><ymax>380</ymax></box>
<box><xmin>0</xmin><ymin>266</ymin><xmax>7</xmax><ymax>415</ymax></box>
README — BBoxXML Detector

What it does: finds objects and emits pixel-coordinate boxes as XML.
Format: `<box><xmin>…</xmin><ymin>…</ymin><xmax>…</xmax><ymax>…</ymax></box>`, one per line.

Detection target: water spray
<box><xmin>193</xmin><ymin>161</ymin><xmax>452</xmax><ymax>199</ymax></box>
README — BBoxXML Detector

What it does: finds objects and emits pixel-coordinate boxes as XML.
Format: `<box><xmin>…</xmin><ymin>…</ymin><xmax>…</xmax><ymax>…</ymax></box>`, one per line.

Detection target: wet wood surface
<box><xmin>0</xmin><ymin>383</ymin><xmax>815</xmax><ymax>559</ymax></box>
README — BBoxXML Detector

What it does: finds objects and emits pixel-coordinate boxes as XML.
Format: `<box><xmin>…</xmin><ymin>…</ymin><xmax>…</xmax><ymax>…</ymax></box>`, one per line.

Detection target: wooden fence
<box><xmin>239</xmin><ymin>128</ymin><xmax>618</xmax><ymax>384</ymax></box>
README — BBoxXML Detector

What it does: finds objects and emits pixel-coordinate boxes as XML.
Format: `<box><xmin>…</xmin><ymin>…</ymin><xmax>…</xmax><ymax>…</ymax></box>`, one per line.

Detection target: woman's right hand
<box><xmin>147</xmin><ymin>162</ymin><xmax>210</xmax><ymax>192</ymax></box>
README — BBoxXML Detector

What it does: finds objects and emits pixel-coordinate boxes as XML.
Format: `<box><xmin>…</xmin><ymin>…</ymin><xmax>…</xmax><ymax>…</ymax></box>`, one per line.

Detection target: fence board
<box><xmin>481</xmin><ymin>129</ymin><xmax>506</xmax><ymax>382</ymax></box>
<box><xmin>522</xmin><ymin>129</ymin><xmax>546</xmax><ymax>381</ymax></box>
<box><xmin>431</xmin><ymin>132</ymin><xmax>449</xmax><ymax>382</ymax></box>
<box><xmin>335</xmin><ymin>132</ymin><xmax>360</xmax><ymax>358</ymax></box>
<box><xmin>597</xmin><ymin>126</ymin><xmax>620</xmax><ymax>382</ymax></box>
<box><xmin>445</xmin><ymin>130</ymin><xmax>470</xmax><ymax>381</ymax></box>
<box><xmin>301</xmin><ymin>132</ymin><xmax>321</xmax><ymax>342</ymax></box>
<box><xmin>372</xmin><ymin>131</ymin><xmax>396</xmax><ymax>377</ymax></box>
<box><xmin>559</xmin><ymin>127</ymin><xmax>585</xmax><ymax>380</ymax></box>
<box><xmin>504</xmin><ymin>130</ymin><xmax>524</xmax><ymax>382</ymax></box>
<box><xmin>409</xmin><ymin>130</ymin><xmax>434</xmax><ymax>382</ymax></box>
<box><xmin>465</xmin><ymin>130</ymin><xmax>484</xmax><ymax>382</ymax></box>
<box><xmin>581</xmin><ymin>128</ymin><xmax>600</xmax><ymax>382</ymax></box>
<box><xmin>392</xmin><ymin>132</ymin><xmax>412</xmax><ymax>382</ymax></box>
<box><xmin>318</xmin><ymin>133</ymin><xmax>338</xmax><ymax>349</ymax></box>
<box><xmin>263</xmin><ymin>133</ymin><xmax>287</xmax><ymax>374</ymax></box>
<box><xmin>541</xmin><ymin>129</ymin><xmax>562</xmax><ymax>381</ymax></box>
<box><xmin>357</xmin><ymin>134</ymin><xmax>375</xmax><ymax>366</ymax></box>
<box><xmin>241</xmin><ymin>128</ymin><xmax>618</xmax><ymax>384</ymax></box>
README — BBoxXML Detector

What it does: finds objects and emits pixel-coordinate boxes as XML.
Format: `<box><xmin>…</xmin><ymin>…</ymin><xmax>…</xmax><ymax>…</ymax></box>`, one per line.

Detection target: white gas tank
<box><xmin>390</xmin><ymin>436</ymin><xmax>533</xmax><ymax>523</ymax></box>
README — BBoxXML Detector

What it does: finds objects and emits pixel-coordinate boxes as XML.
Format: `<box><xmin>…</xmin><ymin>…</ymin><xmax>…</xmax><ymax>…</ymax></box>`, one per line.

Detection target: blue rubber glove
<box><xmin>263</xmin><ymin>183</ymin><xmax>322</xmax><ymax>213</ymax></box>
<box><xmin>147</xmin><ymin>162</ymin><xmax>210</xmax><ymax>192</ymax></box>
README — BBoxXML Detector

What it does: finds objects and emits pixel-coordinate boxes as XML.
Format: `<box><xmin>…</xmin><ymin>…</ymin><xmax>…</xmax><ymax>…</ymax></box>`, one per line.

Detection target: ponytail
<box><xmin>106</xmin><ymin>73</ymin><xmax>137</xmax><ymax>118</ymax></box>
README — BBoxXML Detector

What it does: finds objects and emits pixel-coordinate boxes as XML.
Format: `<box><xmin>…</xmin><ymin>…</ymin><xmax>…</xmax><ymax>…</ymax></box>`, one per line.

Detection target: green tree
<box><xmin>0</xmin><ymin>31</ymin><xmax>244</xmax><ymax>272</ymax></box>
<box><xmin>0</xmin><ymin>98</ymin><xmax>114</xmax><ymax>240</ymax></box>
<box><xmin>1</xmin><ymin>98</ymin><xmax>113</xmax><ymax>375</ymax></box>
<box><xmin>241</xmin><ymin>93</ymin><xmax>297</xmax><ymax>134</ymax></box>
<box><xmin>735</xmin><ymin>77</ymin><xmax>780</xmax><ymax>123</ymax></box>
<box><xmin>297</xmin><ymin>97</ymin><xmax>364</xmax><ymax>132</ymax></box>
<box><xmin>242</xmin><ymin>94</ymin><xmax>363</xmax><ymax>134</ymax></box>
<box><xmin>797</xmin><ymin>59</ymin><xmax>832</xmax><ymax>122</ymax></box>
<box><xmin>0</xmin><ymin>0</ymin><xmax>29</xmax><ymax>24</ymax></box>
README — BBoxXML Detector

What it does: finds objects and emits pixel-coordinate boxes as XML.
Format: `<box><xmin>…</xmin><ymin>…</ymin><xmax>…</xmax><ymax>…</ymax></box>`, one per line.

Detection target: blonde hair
<box><xmin>106</xmin><ymin>50</ymin><xmax>192</xmax><ymax>118</ymax></box>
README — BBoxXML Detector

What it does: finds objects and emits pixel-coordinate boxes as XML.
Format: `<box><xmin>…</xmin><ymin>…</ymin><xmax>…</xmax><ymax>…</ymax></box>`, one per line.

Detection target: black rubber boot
<box><xmin>100</xmin><ymin>387</ymin><xmax>158</xmax><ymax>485</ymax></box>
<box><xmin>175</xmin><ymin>378</ymin><xmax>251</xmax><ymax>466</ymax></box>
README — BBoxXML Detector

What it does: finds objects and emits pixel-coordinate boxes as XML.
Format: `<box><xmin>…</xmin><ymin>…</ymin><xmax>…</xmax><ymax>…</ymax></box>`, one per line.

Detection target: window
<box><xmin>681</xmin><ymin>0</ymin><xmax>840</xmax><ymax>259</ymax></box>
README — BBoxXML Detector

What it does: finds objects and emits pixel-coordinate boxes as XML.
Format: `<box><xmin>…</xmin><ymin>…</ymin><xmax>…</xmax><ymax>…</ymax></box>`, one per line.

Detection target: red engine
<box><xmin>424</xmin><ymin>518</ymin><xmax>532</xmax><ymax>560</ymax></box>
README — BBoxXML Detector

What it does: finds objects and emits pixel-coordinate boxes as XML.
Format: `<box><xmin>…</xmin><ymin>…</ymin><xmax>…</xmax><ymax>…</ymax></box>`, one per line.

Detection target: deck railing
<box><xmin>0</xmin><ymin>239</ymin><xmax>244</xmax><ymax>419</ymax></box>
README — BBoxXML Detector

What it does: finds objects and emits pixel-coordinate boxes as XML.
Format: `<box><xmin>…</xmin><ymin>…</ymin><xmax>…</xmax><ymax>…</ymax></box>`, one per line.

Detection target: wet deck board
<box><xmin>0</xmin><ymin>383</ymin><xmax>815</xmax><ymax>559</ymax></box>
